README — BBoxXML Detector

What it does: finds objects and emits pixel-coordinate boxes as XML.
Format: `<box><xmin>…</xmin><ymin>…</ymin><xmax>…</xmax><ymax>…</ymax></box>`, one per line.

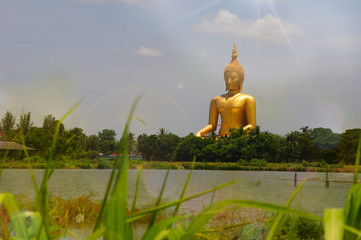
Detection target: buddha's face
<box><xmin>224</xmin><ymin>71</ymin><xmax>241</xmax><ymax>91</ymax></box>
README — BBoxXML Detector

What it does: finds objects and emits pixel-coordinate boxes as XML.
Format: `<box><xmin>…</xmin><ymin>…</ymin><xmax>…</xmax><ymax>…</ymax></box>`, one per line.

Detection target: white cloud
<box><xmin>134</xmin><ymin>46</ymin><xmax>163</xmax><ymax>56</ymax></box>
<box><xmin>193</xmin><ymin>9</ymin><xmax>302</xmax><ymax>42</ymax></box>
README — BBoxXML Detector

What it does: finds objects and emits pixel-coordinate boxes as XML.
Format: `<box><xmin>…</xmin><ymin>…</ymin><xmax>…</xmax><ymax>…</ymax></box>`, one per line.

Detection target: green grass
<box><xmin>1</xmin><ymin>99</ymin><xmax>361</xmax><ymax>239</ymax></box>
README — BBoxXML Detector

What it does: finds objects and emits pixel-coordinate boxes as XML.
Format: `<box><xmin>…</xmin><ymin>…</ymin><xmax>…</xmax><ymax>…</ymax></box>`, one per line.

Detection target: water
<box><xmin>0</xmin><ymin>169</ymin><xmax>354</xmax><ymax>215</ymax></box>
<box><xmin>0</xmin><ymin>169</ymin><xmax>356</xmax><ymax>238</ymax></box>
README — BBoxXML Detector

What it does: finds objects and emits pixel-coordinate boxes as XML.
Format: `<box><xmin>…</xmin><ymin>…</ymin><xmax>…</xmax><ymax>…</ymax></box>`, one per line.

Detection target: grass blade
<box><xmin>343</xmin><ymin>225</ymin><xmax>361</xmax><ymax>238</ymax></box>
<box><xmin>131</xmin><ymin>163</ymin><xmax>143</xmax><ymax>214</ymax></box>
<box><xmin>129</xmin><ymin>163</ymin><xmax>144</xmax><ymax>238</ymax></box>
<box><xmin>266</xmin><ymin>174</ymin><xmax>309</xmax><ymax>240</ymax></box>
<box><xmin>34</xmin><ymin>101</ymin><xmax>81</xmax><ymax>240</ymax></box>
<box><xmin>93</xmin><ymin>95</ymin><xmax>142</xmax><ymax>232</ymax></box>
<box><xmin>344</xmin><ymin>183</ymin><xmax>361</xmax><ymax>240</ymax></box>
<box><xmin>86</xmin><ymin>227</ymin><xmax>105</xmax><ymax>240</ymax></box>
<box><xmin>20</xmin><ymin>135</ymin><xmax>39</xmax><ymax>194</ymax></box>
<box><xmin>147</xmin><ymin>169</ymin><xmax>170</xmax><ymax>228</ymax></box>
<box><xmin>172</xmin><ymin>156</ymin><xmax>196</xmax><ymax>217</ymax></box>
<box><xmin>0</xmin><ymin>193</ymin><xmax>30</xmax><ymax>239</ymax></box>
<box><xmin>103</xmin><ymin>95</ymin><xmax>141</xmax><ymax>239</ymax></box>
<box><xmin>324</xmin><ymin>208</ymin><xmax>344</xmax><ymax>240</ymax></box>
<box><xmin>353</xmin><ymin>133</ymin><xmax>361</xmax><ymax>185</ymax></box>
<box><xmin>181</xmin><ymin>198</ymin><xmax>320</xmax><ymax>240</ymax></box>
<box><xmin>147</xmin><ymin>141</ymin><xmax>184</xmax><ymax>229</ymax></box>
<box><xmin>142</xmin><ymin>215</ymin><xmax>188</xmax><ymax>240</ymax></box>
<box><xmin>127</xmin><ymin>179</ymin><xmax>240</xmax><ymax>222</ymax></box>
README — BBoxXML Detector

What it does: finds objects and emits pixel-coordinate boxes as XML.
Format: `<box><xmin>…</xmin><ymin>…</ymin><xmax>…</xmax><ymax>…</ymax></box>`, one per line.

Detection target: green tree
<box><xmin>99</xmin><ymin>140</ymin><xmax>117</xmax><ymax>155</ymax></box>
<box><xmin>338</xmin><ymin>129</ymin><xmax>361</xmax><ymax>164</ymax></box>
<box><xmin>43</xmin><ymin>114</ymin><xmax>56</xmax><ymax>135</ymax></box>
<box><xmin>157</xmin><ymin>127</ymin><xmax>168</xmax><ymax>137</ymax></box>
<box><xmin>97</xmin><ymin>129</ymin><xmax>117</xmax><ymax>155</ymax></box>
<box><xmin>65</xmin><ymin>127</ymin><xmax>88</xmax><ymax>157</ymax></box>
<box><xmin>1</xmin><ymin>111</ymin><xmax>16</xmax><ymax>140</ymax></box>
<box><xmin>311</xmin><ymin>127</ymin><xmax>341</xmax><ymax>151</ymax></box>
<box><xmin>175</xmin><ymin>134</ymin><xmax>208</xmax><ymax>162</ymax></box>
<box><xmin>98</xmin><ymin>129</ymin><xmax>116</xmax><ymax>142</ymax></box>
<box><xmin>17</xmin><ymin>112</ymin><xmax>33</xmax><ymax>135</ymax></box>
<box><xmin>86</xmin><ymin>135</ymin><xmax>100</xmax><ymax>152</ymax></box>
<box><xmin>284</xmin><ymin>131</ymin><xmax>302</xmax><ymax>162</ymax></box>
<box><xmin>298</xmin><ymin>126</ymin><xmax>318</xmax><ymax>161</ymax></box>
<box><xmin>137</xmin><ymin>134</ymin><xmax>157</xmax><ymax>161</ymax></box>
<box><xmin>154</xmin><ymin>133</ymin><xmax>180</xmax><ymax>161</ymax></box>
<box><xmin>25</xmin><ymin>127</ymin><xmax>52</xmax><ymax>157</ymax></box>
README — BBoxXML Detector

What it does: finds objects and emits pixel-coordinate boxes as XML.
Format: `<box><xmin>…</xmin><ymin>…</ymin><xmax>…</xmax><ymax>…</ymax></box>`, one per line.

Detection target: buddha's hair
<box><xmin>224</xmin><ymin>43</ymin><xmax>245</xmax><ymax>83</ymax></box>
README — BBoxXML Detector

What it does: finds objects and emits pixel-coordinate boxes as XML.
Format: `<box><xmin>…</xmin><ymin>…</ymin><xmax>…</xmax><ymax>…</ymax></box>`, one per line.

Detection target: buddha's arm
<box><xmin>195</xmin><ymin>99</ymin><xmax>218</xmax><ymax>137</ymax></box>
<box><xmin>243</xmin><ymin>96</ymin><xmax>256</xmax><ymax>132</ymax></box>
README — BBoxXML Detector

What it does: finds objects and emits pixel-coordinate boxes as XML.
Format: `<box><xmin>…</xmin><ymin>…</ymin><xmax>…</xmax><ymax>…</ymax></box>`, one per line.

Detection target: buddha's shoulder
<box><xmin>239</xmin><ymin>93</ymin><xmax>255</xmax><ymax>101</ymax></box>
<box><xmin>211</xmin><ymin>95</ymin><xmax>225</xmax><ymax>101</ymax></box>
<box><xmin>212</xmin><ymin>93</ymin><xmax>255</xmax><ymax>100</ymax></box>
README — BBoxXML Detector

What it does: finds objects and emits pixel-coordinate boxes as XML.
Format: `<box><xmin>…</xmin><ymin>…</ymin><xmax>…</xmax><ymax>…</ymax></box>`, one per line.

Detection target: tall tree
<box><xmin>154</xmin><ymin>133</ymin><xmax>180</xmax><ymax>161</ymax></box>
<box><xmin>66</xmin><ymin>127</ymin><xmax>87</xmax><ymax>152</ymax></box>
<box><xmin>98</xmin><ymin>129</ymin><xmax>116</xmax><ymax>142</ymax></box>
<box><xmin>17</xmin><ymin>112</ymin><xmax>33</xmax><ymax>135</ymax></box>
<box><xmin>311</xmin><ymin>128</ymin><xmax>341</xmax><ymax>151</ymax></box>
<box><xmin>1</xmin><ymin>111</ymin><xmax>16</xmax><ymax>140</ymax></box>
<box><xmin>137</xmin><ymin>134</ymin><xmax>157</xmax><ymax>161</ymax></box>
<box><xmin>338</xmin><ymin>129</ymin><xmax>361</xmax><ymax>164</ymax></box>
<box><xmin>43</xmin><ymin>114</ymin><xmax>56</xmax><ymax>134</ymax></box>
<box><xmin>86</xmin><ymin>134</ymin><xmax>100</xmax><ymax>152</ymax></box>
<box><xmin>157</xmin><ymin>127</ymin><xmax>168</xmax><ymax>137</ymax></box>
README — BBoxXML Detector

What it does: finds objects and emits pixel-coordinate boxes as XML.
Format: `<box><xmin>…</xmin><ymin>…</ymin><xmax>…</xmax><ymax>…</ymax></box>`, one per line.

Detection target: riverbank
<box><xmin>0</xmin><ymin>159</ymin><xmax>356</xmax><ymax>172</ymax></box>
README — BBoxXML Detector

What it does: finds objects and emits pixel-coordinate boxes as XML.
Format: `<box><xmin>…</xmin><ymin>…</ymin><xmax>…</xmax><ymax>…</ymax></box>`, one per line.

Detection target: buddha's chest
<box><xmin>216</xmin><ymin>98</ymin><xmax>246</xmax><ymax>113</ymax></box>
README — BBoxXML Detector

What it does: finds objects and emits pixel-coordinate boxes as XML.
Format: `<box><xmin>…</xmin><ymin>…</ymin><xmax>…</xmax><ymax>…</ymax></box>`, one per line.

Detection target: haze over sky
<box><xmin>1</xmin><ymin>0</ymin><xmax>360</xmax><ymax>137</ymax></box>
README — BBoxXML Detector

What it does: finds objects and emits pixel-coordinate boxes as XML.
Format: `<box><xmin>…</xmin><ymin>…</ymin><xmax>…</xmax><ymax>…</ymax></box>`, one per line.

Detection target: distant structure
<box><xmin>196</xmin><ymin>43</ymin><xmax>256</xmax><ymax>137</ymax></box>
<box><xmin>0</xmin><ymin>141</ymin><xmax>34</xmax><ymax>150</ymax></box>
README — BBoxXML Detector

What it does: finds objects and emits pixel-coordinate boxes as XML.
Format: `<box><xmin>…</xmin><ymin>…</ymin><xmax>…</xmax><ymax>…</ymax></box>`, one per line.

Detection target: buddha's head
<box><xmin>224</xmin><ymin>43</ymin><xmax>245</xmax><ymax>91</ymax></box>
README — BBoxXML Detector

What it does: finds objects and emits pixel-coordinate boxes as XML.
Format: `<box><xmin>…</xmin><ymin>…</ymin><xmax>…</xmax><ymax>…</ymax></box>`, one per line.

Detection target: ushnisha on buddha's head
<box><xmin>224</xmin><ymin>43</ymin><xmax>245</xmax><ymax>92</ymax></box>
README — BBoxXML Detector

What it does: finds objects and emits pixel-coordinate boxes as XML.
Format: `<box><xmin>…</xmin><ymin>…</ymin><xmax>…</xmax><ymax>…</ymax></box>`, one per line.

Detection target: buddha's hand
<box><xmin>195</xmin><ymin>131</ymin><xmax>202</xmax><ymax>137</ymax></box>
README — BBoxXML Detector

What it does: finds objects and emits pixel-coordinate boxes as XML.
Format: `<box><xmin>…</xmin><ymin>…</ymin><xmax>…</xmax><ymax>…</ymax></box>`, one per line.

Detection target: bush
<box><xmin>273</xmin><ymin>215</ymin><xmax>323</xmax><ymax>239</ymax></box>
<box><xmin>238</xmin><ymin>159</ymin><xmax>248</xmax><ymax>166</ymax></box>
<box><xmin>302</xmin><ymin>160</ymin><xmax>309</xmax><ymax>167</ymax></box>
<box><xmin>76</xmin><ymin>159</ymin><xmax>93</xmax><ymax>169</ymax></box>
<box><xmin>23</xmin><ymin>155</ymin><xmax>46</xmax><ymax>163</ymax></box>
<box><xmin>310</xmin><ymin>160</ymin><xmax>327</xmax><ymax>168</ymax></box>
<box><xmin>238</xmin><ymin>159</ymin><xmax>266</xmax><ymax>167</ymax></box>
<box><xmin>97</xmin><ymin>158</ymin><xmax>112</xmax><ymax>169</ymax></box>
<box><xmin>250</xmin><ymin>159</ymin><xmax>267</xmax><ymax>167</ymax></box>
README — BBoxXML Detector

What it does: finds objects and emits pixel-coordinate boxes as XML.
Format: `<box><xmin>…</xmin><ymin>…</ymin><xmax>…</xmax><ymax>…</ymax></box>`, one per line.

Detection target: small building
<box><xmin>0</xmin><ymin>141</ymin><xmax>34</xmax><ymax>150</ymax></box>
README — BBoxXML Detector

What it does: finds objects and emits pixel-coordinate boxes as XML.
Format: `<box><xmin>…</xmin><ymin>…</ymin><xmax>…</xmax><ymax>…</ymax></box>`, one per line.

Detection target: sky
<box><xmin>0</xmin><ymin>0</ymin><xmax>360</xmax><ymax>138</ymax></box>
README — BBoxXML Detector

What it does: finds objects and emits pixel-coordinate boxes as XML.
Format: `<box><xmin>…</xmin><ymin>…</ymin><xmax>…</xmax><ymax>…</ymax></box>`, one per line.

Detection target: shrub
<box><xmin>274</xmin><ymin>215</ymin><xmax>323</xmax><ymax>240</ymax></box>
<box><xmin>302</xmin><ymin>160</ymin><xmax>309</xmax><ymax>167</ymax></box>
<box><xmin>23</xmin><ymin>155</ymin><xmax>46</xmax><ymax>163</ymax></box>
<box><xmin>250</xmin><ymin>158</ymin><xmax>267</xmax><ymax>167</ymax></box>
<box><xmin>97</xmin><ymin>158</ymin><xmax>112</xmax><ymax>169</ymax></box>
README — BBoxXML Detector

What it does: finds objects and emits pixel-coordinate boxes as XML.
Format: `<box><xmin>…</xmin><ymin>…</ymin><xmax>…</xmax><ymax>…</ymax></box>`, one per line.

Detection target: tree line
<box><xmin>0</xmin><ymin>111</ymin><xmax>360</xmax><ymax>164</ymax></box>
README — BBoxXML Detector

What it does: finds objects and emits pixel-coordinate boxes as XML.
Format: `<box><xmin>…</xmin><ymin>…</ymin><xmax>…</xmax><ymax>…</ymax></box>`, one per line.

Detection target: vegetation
<box><xmin>1</xmin><ymin>100</ymin><xmax>361</xmax><ymax>239</ymax></box>
<box><xmin>1</xmin><ymin>110</ymin><xmax>360</xmax><ymax>169</ymax></box>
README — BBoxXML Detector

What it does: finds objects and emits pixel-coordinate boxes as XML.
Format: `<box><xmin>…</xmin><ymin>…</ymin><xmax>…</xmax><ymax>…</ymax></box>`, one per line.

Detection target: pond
<box><xmin>0</xmin><ymin>169</ymin><xmax>355</xmax><ymax>216</ymax></box>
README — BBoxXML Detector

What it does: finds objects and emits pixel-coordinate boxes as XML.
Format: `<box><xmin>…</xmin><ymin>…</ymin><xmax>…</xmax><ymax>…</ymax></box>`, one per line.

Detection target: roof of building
<box><xmin>0</xmin><ymin>141</ymin><xmax>34</xmax><ymax>150</ymax></box>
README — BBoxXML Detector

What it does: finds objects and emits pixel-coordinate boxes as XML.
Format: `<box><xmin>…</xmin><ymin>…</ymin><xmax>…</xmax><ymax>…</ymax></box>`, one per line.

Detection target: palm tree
<box><xmin>157</xmin><ymin>127</ymin><xmax>168</xmax><ymax>137</ymax></box>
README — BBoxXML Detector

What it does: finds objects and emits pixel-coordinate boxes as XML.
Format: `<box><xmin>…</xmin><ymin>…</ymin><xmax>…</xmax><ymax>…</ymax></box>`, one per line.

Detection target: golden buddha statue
<box><xmin>195</xmin><ymin>44</ymin><xmax>256</xmax><ymax>137</ymax></box>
